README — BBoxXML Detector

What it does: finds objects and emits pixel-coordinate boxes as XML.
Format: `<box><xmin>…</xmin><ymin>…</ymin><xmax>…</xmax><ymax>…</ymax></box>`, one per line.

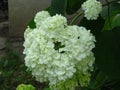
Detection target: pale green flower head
<box><xmin>24</xmin><ymin>26</ymin><xmax>33</xmax><ymax>38</ymax></box>
<box><xmin>82</xmin><ymin>0</ymin><xmax>102</xmax><ymax>20</ymax></box>
<box><xmin>34</xmin><ymin>10</ymin><xmax>50</xmax><ymax>27</ymax></box>
<box><xmin>16</xmin><ymin>84</ymin><xmax>35</xmax><ymax>90</ymax></box>
<box><xmin>40</xmin><ymin>14</ymin><xmax>67</xmax><ymax>30</ymax></box>
<box><xmin>23</xmin><ymin>11</ymin><xmax>96</xmax><ymax>90</ymax></box>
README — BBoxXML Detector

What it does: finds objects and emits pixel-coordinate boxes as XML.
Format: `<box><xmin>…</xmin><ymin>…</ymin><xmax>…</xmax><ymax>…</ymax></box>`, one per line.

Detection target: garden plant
<box><xmin>23</xmin><ymin>0</ymin><xmax>120</xmax><ymax>90</ymax></box>
<box><xmin>0</xmin><ymin>0</ymin><xmax>120</xmax><ymax>90</ymax></box>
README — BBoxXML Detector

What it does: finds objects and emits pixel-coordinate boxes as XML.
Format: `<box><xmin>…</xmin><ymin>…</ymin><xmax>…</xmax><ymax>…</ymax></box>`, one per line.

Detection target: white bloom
<box><xmin>24</xmin><ymin>26</ymin><xmax>33</xmax><ymax>38</ymax></box>
<box><xmin>40</xmin><ymin>14</ymin><xmax>67</xmax><ymax>30</ymax></box>
<box><xmin>82</xmin><ymin>0</ymin><xmax>102</xmax><ymax>20</ymax></box>
<box><xmin>23</xmin><ymin>11</ymin><xmax>95</xmax><ymax>89</ymax></box>
<box><xmin>34</xmin><ymin>11</ymin><xmax>50</xmax><ymax>27</ymax></box>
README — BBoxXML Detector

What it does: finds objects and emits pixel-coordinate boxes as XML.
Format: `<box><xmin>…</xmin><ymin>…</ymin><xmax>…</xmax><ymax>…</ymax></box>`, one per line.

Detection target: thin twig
<box><xmin>102</xmin><ymin>0</ymin><xmax>120</xmax><ymax>6</ymax></box>
<box><xmin>69</xmin><ymin>11</ymin><xmax>83</xmax><ymax>25</ymax></box>
<box><xmin>105</xmin><ymin>0</ymin><xmax>112</xmax><ymax>29</ymax></box>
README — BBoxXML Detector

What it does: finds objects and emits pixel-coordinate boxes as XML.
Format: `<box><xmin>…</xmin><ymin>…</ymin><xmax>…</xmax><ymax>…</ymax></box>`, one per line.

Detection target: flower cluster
<box><xmin>23</xmin><ymin>11</ymin><xmax>95</xmax><ymax>89</ymax></box>
<box><xmin>82</xmin><ymin>0</ymin><xmax>102</xmax><ymax>20</ymax></box>
<box><xmin>16</xmin><ymin>84</ymin><xmax>35</xmax><ymax>90</ymax></box>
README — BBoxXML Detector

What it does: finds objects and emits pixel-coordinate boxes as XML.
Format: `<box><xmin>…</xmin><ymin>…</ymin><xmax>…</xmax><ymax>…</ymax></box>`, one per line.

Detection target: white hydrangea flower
<box><xmin>40</xmin><ymin>14</ymin><xmax>67</xmax><ymax>30</ymax></box>
<box><xmin>51</xmin><ymin>52</ymin><xmax>95</xmax><ymax>90</ymax></box>
<box><xmin>34</xmin><ymin>11</ymin><xmax>50</xmax><ymax>27</ymax></box>
<box><xmin>24</xmin><ymin>26</ymin><xmax>33</xmax><ymax>38</ymax></box>
<box><xmin>23</xmin><ymin>11</ymin><xmax>95</xmax><ymax>89</ymax></box>
<box><xmin>82</xmin><ymin>0</ymin><xmax>102</xmax><ymax>20</ymax></box>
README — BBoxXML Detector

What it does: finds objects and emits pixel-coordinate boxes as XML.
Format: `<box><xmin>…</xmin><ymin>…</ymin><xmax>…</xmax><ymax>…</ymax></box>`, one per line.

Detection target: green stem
<box><xmin>105</xmin><ymin>0</ymin><xmax>112</xmax><ymax>29</ymax></box>
<box><xmin>102</xmin><ymin>0</ymin><xmax>120</xmax><ymax>6</ymax></box>
<box><xmin>69</xmin><ymin>11</ymin><xmax>83</xmax><ymax>25</ymax></box>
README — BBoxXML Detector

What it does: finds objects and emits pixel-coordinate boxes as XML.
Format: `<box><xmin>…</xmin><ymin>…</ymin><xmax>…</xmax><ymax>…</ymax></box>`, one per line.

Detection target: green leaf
<box><xmin>101</xmin><ymin>3</ymin><xmax>120</xmax><ymax>19</ymax></box>
<box><xmin>28</xmin><ymin>18</ymin><xmax>36</xmax><ymax>29</ymax></box>
<box><xmin>44</xmin><ymin>6</ymin><xmax>51</xmax><ymax>12</ymax></box>
<box><xmin>50</xmin><ymin>0</ymin><xmax>67</xmax><ymax>16</ymax></box>
<box><xmin>94</xmin><ymin>27</ymin><xmax>120</xmax><ymax>80</ymax></box>
<box><xmin>102</xmin><ymin>11</ymin><xmax>120</xmax><ymax>31</ymax></box>
<box><xmin>111</xmin><ymin>14</ymin><xmax>120</xmax><ymax>28</ymax></box>
<box><xmin>66</xmin><ymin>0</ymin><xmax>86</xmax><ymax>14</ymax></box>
<box><xmin>101</xmin><ymin>3</ymin><xmax>120</xmax><ymax>31</ymax></box>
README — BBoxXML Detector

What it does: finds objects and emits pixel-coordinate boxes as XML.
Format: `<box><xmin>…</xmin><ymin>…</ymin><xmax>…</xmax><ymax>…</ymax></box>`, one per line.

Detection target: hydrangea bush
<box><xmin>23</xmin><ymin>0</ymin><xmax>120</xmax><ymax>89</ymax></box>
<box><xmin>23</xmin><ymin>10</ymin><xmax>95</xmax><ymax>90</ymax></box>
